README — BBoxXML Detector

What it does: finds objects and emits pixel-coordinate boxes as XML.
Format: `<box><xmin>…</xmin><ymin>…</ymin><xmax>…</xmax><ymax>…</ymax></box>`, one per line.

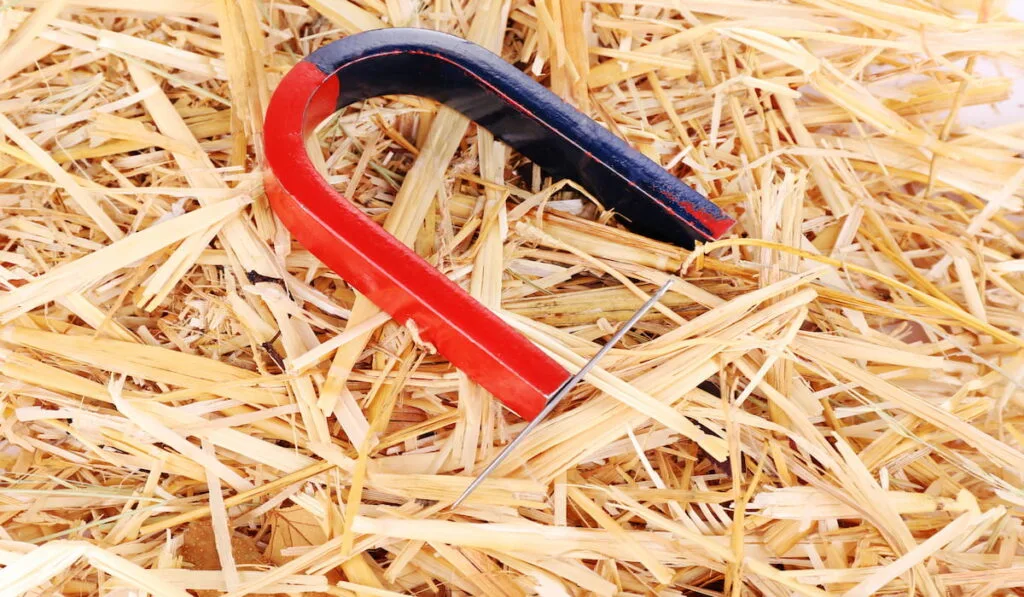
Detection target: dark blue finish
<box><xmin>305</xmin><ymin>28</ymin><xmax>733</xmax><ymax>248</ymax></box>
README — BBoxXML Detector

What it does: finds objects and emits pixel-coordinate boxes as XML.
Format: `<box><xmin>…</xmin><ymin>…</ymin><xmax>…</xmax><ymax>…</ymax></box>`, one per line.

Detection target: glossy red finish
<box><xmin>263</xmin><ymin>61</ymin><xmax>568</xmax><ymax>421</ymax></box>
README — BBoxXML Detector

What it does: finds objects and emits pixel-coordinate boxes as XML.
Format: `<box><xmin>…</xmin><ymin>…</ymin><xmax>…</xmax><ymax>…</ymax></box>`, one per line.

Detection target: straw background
<box><xmin>0</xmin><ymin>0</ymin><xmax>1022</xmax><ymax>595</ymax></box>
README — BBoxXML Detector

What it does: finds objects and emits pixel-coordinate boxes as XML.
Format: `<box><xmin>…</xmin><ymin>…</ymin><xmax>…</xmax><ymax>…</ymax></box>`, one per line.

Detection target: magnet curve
<box><xmin>263</xmin><ymin>28</ymin><xmax>734</xmax><ymax>420</ymax></box>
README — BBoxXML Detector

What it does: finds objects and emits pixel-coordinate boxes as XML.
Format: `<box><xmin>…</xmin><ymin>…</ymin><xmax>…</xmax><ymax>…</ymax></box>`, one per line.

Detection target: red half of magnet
<box><xmin>263</xmin><ymin>60</ymin><xmax>568</xmax><ymax>421</ymax></box>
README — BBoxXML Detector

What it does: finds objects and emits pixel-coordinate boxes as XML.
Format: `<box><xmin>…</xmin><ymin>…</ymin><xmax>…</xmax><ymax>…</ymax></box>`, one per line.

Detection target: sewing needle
<box><xmin>451</xmin><ymin>279</ymin><xmax>675</xmax><ymax>508</ymax></box>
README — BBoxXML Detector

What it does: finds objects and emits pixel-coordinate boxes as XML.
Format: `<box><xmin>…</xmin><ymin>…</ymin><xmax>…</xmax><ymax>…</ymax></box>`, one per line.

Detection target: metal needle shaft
<box><xmin>451</xmin><ymin>279</ymin><xmax>675</xmax><ymax>509</ymax></box>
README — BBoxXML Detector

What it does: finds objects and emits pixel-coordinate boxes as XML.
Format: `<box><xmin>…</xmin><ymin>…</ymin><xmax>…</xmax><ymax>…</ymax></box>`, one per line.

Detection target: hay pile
<box><xmin>0</xmin><ymin>0</ymin><xmax>1022</xmax><ymax>595</ymax></box>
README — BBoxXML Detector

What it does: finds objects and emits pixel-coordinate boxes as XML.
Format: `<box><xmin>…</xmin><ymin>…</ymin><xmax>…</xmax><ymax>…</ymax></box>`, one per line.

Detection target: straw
<box><xmin>0</xmin><ymin>0</ymin><xmax>1022</xmax><ymax>595</ymax></box>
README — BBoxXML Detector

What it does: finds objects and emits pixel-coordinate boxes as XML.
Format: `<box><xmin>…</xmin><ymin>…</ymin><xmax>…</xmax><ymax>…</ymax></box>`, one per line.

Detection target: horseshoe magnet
<box><xmin>262</xmin><ymin>28</ymin><xmax>734</xmax><ymax>421</ymax></box>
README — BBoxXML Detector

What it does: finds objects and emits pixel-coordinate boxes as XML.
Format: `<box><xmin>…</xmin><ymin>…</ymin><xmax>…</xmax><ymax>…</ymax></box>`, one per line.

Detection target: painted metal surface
<box><xmin>263</xmin><ymin>28</ymin><xmax>735</xmax><ymax>420</ymax></box>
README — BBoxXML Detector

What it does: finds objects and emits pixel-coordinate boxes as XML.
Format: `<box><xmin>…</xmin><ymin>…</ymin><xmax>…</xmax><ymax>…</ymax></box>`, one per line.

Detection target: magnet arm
<box><xmin>303</xmin><ymin>28</ymin><xmax>734</xmax><ymax>245</ymax></box>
